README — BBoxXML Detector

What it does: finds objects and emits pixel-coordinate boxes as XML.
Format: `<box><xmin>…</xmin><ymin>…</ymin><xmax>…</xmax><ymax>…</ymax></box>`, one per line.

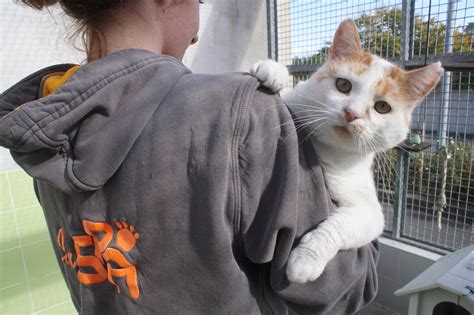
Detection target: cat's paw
<box><xmin>250</xmin><ymin>59</ymin><xmax>289</xmax><ymax>93</ymax></box>
<box><xmin>286</xmin><ymin>246</ymin><xmax>327</xmax><ymax>283</ymax></box>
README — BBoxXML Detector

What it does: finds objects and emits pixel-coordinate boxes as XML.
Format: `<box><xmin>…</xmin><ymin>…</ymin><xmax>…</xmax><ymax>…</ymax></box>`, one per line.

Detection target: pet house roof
<box><xmin>395</xmin><ymin>244</ymin><xmax>474</xmax><ymax>303</ymax></box>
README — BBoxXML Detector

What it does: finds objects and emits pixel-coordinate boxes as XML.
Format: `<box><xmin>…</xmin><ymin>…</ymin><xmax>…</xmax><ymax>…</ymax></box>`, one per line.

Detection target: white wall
<box><xmin>184</xmin><ymin>0</ymin><xmax>268</xmax><ymax>73</ymax></box>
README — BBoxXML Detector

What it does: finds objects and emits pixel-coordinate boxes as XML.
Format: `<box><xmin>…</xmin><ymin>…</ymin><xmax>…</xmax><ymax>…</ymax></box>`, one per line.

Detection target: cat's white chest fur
<box><xmin>312</xmin><ymin>139</ymin><xmax>378</xmax><ymax>208</ymax></box>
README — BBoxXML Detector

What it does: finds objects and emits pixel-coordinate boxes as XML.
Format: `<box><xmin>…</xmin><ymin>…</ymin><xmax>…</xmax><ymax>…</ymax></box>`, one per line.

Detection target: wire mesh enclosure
<box><xmin>270</xmin><ymin>0</ymin><xmax>473</xmax><ymax>252</ymax></box>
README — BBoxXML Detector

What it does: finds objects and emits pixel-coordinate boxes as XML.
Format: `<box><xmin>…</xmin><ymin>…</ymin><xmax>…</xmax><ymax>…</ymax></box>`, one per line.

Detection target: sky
<box><xmin>287</xmin><ymin>0</ymin><xmax>474</xmax><ymax>58</ymax></box>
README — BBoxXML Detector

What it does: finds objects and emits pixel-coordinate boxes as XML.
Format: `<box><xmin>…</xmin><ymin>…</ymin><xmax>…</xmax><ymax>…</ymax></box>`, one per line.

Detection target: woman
<box><xmin>0</xmin><ymin>0</ymin><xmax>379</xmax><ymax>313</ymax></box>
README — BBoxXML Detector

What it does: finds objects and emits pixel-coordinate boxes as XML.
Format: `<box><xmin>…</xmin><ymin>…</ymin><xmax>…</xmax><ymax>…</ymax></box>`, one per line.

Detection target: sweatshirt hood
<box><xmin>0</xmin><ymin>49</ymin><xmax>190</xmax><ymax>194</ymax></box>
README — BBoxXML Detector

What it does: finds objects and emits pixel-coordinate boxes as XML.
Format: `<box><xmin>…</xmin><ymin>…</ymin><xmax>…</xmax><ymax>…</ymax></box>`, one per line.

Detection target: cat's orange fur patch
<box><xmin>323</xmin><ymin>52</ymin><xmax>374</xmax><ymax>78</ymax></box>
<box><xmin>376</xmin><ymin>79</ymin><xmax>390</xmax><ymax>98</ymax></box>
<box><xmin>364</xmin><ymin>106</ymin><xmax>371</xmax><ymax>120</ymax></box>
<box><xmin>389</xmin><ymin>67</ymin><xmax>408</xmax><ymax>93</ymax></box>
<box><xmin>387</xmin><ymin>67</ymin><xmax>421</xmax><ymax>104</ymax></box>
<box><xmin>378</xmin><ymin>66</ymin><xmax>415</xmax><ymax>104</ymax></box>
<box><xmin>351</xmin><ymin>53</ymin><xmax>374</xmax><ymax>75</ymax></box>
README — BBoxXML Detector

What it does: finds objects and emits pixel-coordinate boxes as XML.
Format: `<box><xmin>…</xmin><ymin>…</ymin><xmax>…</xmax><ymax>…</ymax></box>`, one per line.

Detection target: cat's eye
<box><xmin>335</xmin><ymin>78</ymin><xmax>352</xmax><ymax>93</ymax></box>
<box><xmin>374</xmin><ymin>101</ymin><xmax>392</xmax><ymax>114</ymax></box>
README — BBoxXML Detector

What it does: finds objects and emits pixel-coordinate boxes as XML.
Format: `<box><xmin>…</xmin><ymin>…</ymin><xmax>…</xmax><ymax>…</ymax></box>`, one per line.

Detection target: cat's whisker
<box><xmin>366</xmin><ymin>141</ymin><xmax>394</xmax><ymax>195</ymax></box>
<box><xmin>378</xmin><ymin>157</ymin><xmax>393</xmax><ymax>182</ymax></box>
<box><xmin>275</xmin><ymin>116</ymin><xmax>328</xmax><ymax>144</ymax></box>
<box><xmin>296</xmin><ymin>118</ymin><xmax>324</xmax><ymax>130</ymax></box>
<box><xmin>363</xmin><ymin>143</ymin><xmax>372</xmax><ymax>157</ymax></box>
<box><xmin>292</xmin><ymin>113</ymin><xmax>328</xmax><ymax>120</ymax></box>
<box><xmin>271</xmin><ymin>114</ymin><xmax>327</xmax><ymax>131</ymax></box>
<box><xmin>367</xmin><ymin>137</ymin><xmax>400</xmax><ymax>189</ymax></box>
<box><xmin>262</xmin><ymin>114</ymin><xmax>326</xmax><ymax>142</ymax></box>
<box><xmin>384</xmin><ymin>153</ymin><xmax>400</xmax><ymax>187</ymax></box>
<box><xmin>286</xmin><ymin>103</ymin><xmax>339</xmax><ymax>115</ymax></box>
<box><xmin>287</xmin><ymin>108</ymin><xmax>338</xmax><ymax>117</ymax></box>
<box><xmin>373</xmin><ymin>156</ymin><xmax>386</xmax><ymax>192</ymax></box>
<box><xmin>291</xmin><ymin>90</ymin><xmax>339</xmax><ymax>110</ymax></box>
<box><xmin>300</xmin><ymin>121</ymin><xmax>329</xmax><ymax>145</ymax></box>
<box><xmin>363</xmin><ymin>138</ymin><xmax>372</xmax><ymax>157</ymax></box>
<box><xmin>377</xmin><ymin>154</ymin><xmax>398</xmax><ymax>196</ymax></box>
<box><xmin>374</xmin><ymin>156</ymin><xmax>393</xmax><ymax>209</ymax></box>
<box><xmin>361</xmin><ymin>138</ymin><xmax>369</xmax><ymax>158</ymax></box>
<box><xmin>290</xmin><ymin>110</ymin><xmax>335</xmax><ymax>117</ymax></box>
<box><xmin>291</xmin><ymin>89</ymin><xmax>318</xmax><ymax>103</ymax></box>
<box><xmin>290</xmin><ymin>117</ymin><xmax>328</xmax><ymax>130</ymax></box>
<box><xmin>257</xmin><ymin>102</ymin><xmax>335</xmax><ymax>124</ymax></box>
<box><xmin>285</xmin><ymin>103</ymin><xmax>323</xmax><ymax>109</ymax></box>
<box><xmin>295</xmin><ymin>118</ymin><xmax>327</xmax><ymax>132</ymax></box>
<box><xmin>353</xmin><ymin>137</ymin><xmax>362</xmax><ymax>157</ymax></box>
<box><xmin>291</xmin><ymin>112</ymin><xmax>332</xmax><ymax>119</ymax></box>
<box><xmin>373</xmin><ymin>152</ymin><xmax>392</xmax><ymax>187</ymax></box>
<box><xmin>365</xmin><ymin>137</ymin><xmax>390</xmax><ymax>177</ymax></box>
<box><xmin>280</xmin><ymin>118</ymin><xmax>328</xmax><ymax>144</ymax></box>
<box><xmin>286</xmin><ymin>102</ymin><xmax>337</xmax><ymax>111</ymax></box>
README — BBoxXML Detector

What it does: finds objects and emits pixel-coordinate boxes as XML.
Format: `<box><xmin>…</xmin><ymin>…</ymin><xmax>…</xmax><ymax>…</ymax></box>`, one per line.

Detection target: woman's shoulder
<box><xmin>171</xmin><ymin>72</ymin><xmax>293</xmax><ymax>148</ymax></box>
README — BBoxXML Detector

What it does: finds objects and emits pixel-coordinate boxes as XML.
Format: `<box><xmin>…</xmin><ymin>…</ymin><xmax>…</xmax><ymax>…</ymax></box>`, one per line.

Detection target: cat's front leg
<box><xmin>250</xmin><ymin>60</ymin><xmax>289</xmax><ymax>93</ymax></box>
<box><xmin>287</xmin><ymin>205</ymin><xmax>384</xmax><ymax>283</ymax></box>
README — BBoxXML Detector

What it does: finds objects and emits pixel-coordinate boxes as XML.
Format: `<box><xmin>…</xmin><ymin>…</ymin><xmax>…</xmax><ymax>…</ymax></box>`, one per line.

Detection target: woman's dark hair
<box><xmin>18</xmin><ymin>0</ymin><xmax>132</xmax><ymax>60</ymax></box>
<box><xmin>19</xmin><ymin>0</ymin><xmax>127</xmax><ymax>19</ymax></box>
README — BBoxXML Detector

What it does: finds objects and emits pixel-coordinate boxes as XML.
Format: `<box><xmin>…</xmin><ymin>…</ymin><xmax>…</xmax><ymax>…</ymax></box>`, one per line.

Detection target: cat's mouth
<box><xmin>333</xmin><ymin>126</ymin><xmax>352</xmax><ymax>139</ymax></box>
<box><xmin>334</xmin><ymin>122</ymin><xmax>364</xmax><ymax>137</ymax></box>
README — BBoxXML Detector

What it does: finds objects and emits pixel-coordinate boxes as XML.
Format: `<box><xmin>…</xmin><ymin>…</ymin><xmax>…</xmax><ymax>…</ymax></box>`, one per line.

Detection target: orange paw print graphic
<box><xmin>57</xmin><ymin>219</ymin><xmax>141</xmax><ymax>300</ymax></box>
<box><xmin>115</xmin><ymin>221</ymin><xmax>140</xmax><ymax>252</ymax></box>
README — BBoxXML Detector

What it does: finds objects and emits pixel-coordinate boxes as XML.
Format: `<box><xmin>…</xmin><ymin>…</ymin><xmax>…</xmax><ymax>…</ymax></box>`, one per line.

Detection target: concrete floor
<box><xmin>356</xmin><ymin>302</ymin><xmax>400</xmax><ymax>315</ymax></box>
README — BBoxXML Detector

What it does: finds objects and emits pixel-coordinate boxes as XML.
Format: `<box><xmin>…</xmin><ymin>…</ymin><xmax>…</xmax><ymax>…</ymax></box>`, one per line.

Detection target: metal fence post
<box><xmin>393</xmin><ymin>150</ymin><xmax>409</xmax><ymax>239</ymax></box>
<box><xmin>266</xmin><ymin>0</ymin><xmax>278</xmax><ymax>60</ymax></box>
<box><xmin>408</xmin><ymin>0</ymin><xmax>416</xmax><ymax>59</ymax></box>
<box><xmin>432</xmin><ymin>0</ymin><xmax>457</xmax><ymax>231</ymax></box>
<box><xmin>438</xmin><ymin>0</ymin><xmax>457</xmax><ymax>149</ymax></box>
<box><xmin>400</xmin><ymin>0</ymin><xmax>412</xmax><ymax>67</ymax></box>
<box><xmin>392</xmin><ymin>0</ymin><xmax>413</xmax><ymax>239</ymax></box>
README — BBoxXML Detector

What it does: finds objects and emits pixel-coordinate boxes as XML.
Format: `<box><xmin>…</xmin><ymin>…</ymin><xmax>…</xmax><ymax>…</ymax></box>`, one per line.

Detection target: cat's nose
<box><xmin>344</xmin><ymin>108</ymin><xmax>359</xmax><ymax>123</ymax></box>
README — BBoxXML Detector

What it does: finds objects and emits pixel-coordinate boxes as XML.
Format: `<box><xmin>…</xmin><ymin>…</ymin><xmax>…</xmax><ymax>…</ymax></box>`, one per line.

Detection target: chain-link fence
<box><xmin>269</xmin><ymin>0</ymin><xmax>473</xmax><ymax>253</ymax></box>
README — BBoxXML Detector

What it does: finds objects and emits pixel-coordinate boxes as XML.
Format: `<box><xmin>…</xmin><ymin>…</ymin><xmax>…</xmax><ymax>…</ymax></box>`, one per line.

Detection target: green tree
<box><xmin>356</xmin><ymin>8</ymin><xmax>403</xmax><ymax>58</ymax></box>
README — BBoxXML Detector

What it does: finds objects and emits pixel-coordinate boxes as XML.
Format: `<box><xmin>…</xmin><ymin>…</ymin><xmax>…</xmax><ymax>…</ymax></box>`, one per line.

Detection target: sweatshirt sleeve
<box><xmin>237</xmin><ymin>87</ymin><xmax>380</xmax><ymax>314</ymax></box>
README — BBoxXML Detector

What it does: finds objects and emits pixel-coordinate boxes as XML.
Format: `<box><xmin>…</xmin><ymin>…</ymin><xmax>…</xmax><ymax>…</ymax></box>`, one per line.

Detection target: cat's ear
<box><xmin>328</xmin><ymin>19</ymin><xmax>363</xmax><ymax>60</ymax></box>
<box><xmin>405</xmin><ymin>62</ymin><xmax>444</xmax><ymax>104</ymax></box>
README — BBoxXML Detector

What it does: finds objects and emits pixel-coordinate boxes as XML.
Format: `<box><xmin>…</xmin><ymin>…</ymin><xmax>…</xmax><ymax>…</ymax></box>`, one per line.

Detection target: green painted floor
<box><xmin>0</xmin><ymin>170</ymin><xmax>76</xmax><ymax>314</ymax></box>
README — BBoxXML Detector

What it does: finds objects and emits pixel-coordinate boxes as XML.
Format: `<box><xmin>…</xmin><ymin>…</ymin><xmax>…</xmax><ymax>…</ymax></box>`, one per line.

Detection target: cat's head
<box><xmin>303</xmin><ymin>19</ymin><xmax>444</xmax><ymax>154</ymax></box>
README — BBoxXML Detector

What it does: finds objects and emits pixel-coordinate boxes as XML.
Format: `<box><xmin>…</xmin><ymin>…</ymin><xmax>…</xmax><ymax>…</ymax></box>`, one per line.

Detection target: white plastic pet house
<box><xmin>395</xmin><ymin>245</ymin><xmax>474</xmax><ymax>315</ymax></box>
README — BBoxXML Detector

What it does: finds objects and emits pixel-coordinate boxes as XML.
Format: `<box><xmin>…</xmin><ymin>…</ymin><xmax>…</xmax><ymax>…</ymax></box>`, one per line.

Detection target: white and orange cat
<box><xmin>251</xmin><ymin>19</ymin><xmax>444</xmax><ymax>283</ymax></box>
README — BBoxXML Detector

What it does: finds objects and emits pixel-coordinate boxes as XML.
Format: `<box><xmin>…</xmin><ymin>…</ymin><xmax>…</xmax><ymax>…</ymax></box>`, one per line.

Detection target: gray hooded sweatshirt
<box><xmin>0</xmin><ymin>49</ymin><xmax>379</xmax><ymax>314</ymax></box>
